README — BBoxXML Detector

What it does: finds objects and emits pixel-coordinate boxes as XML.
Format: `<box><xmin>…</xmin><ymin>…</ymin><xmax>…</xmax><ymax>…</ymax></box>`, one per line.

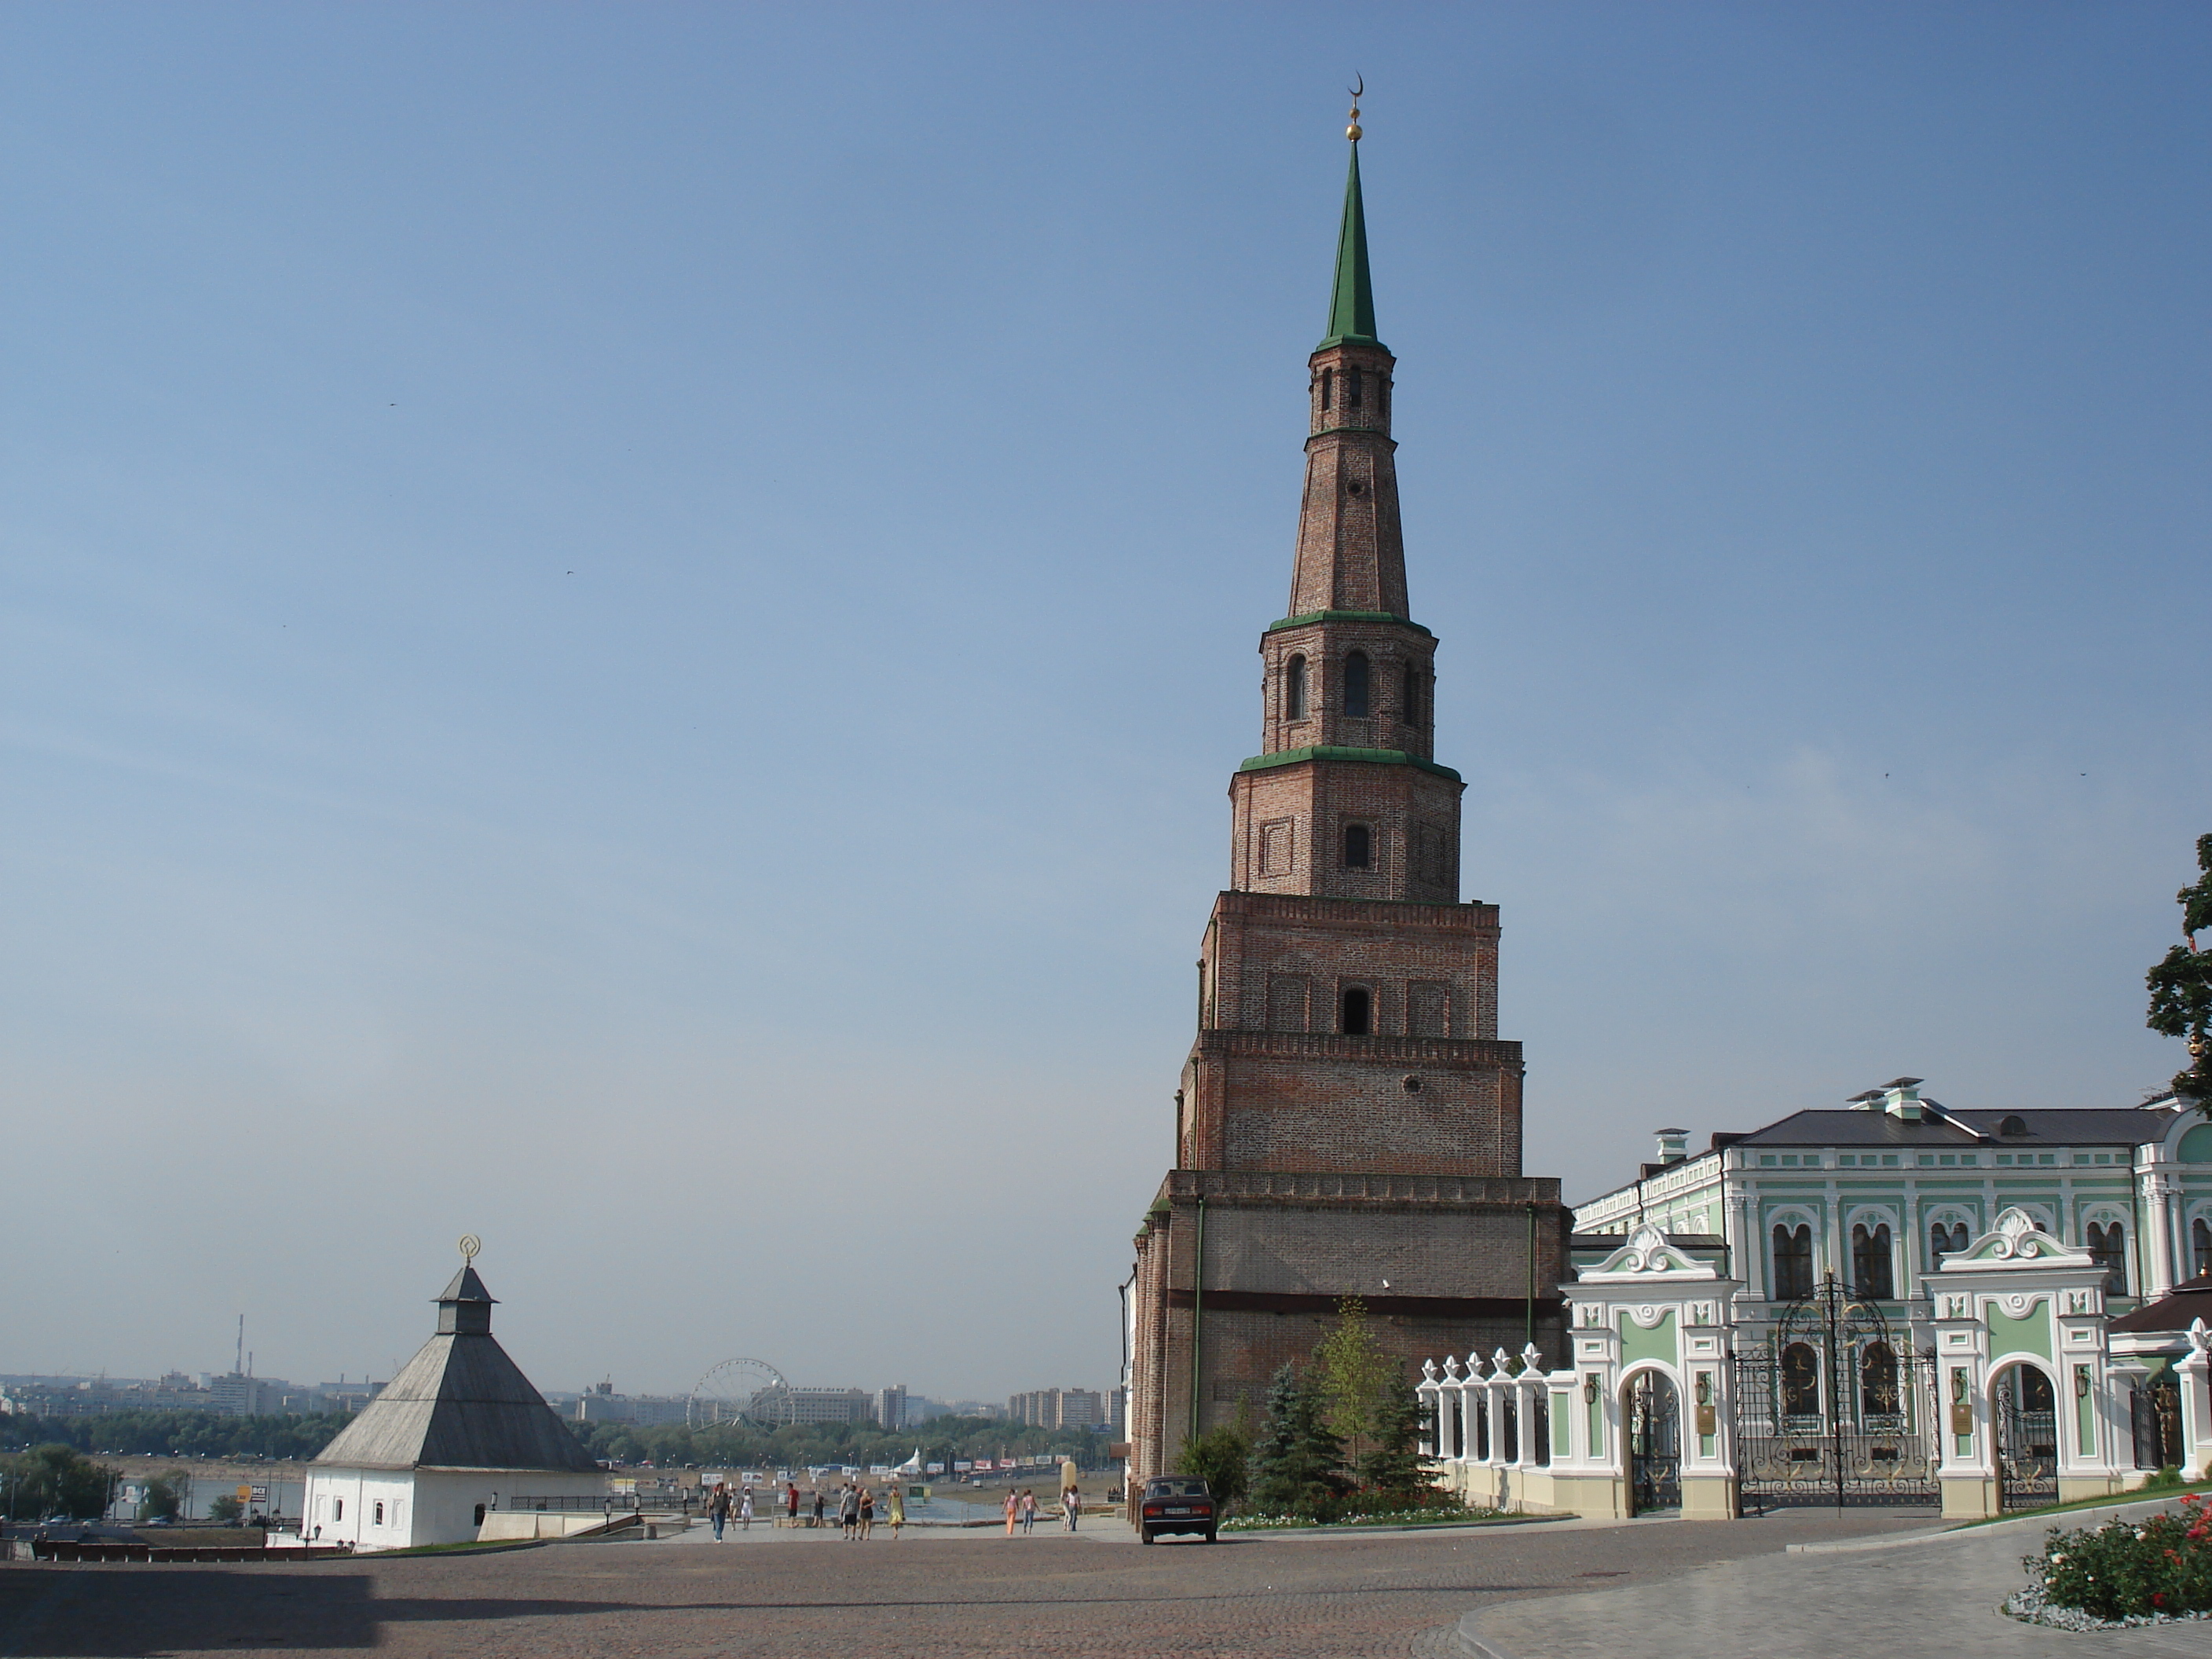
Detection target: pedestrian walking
<box><xmin>887</xmin><ymin>1483</ymin><xmax>905</xmax><ymax>1540</ymax></box>
<box><xmin>858</xmin><ymin>1486</ymin><xmax>874</xmax><ymax>1541</ymax></box>
<box><xmin>786</xmin><ymin>1482</ymin><xmax>800</xmax><ymax>1522</ymax></box>
<box><xmin>1003</xmin><ymin>1487</ymin><xmax>1019</xmax><ymax>1536</ymax></box>
<box><xmin>1064</xmin><ymin>1486</ymin><xmax>1081</xmax><ymax>1533</ymax></box>
<box><xmin>840</xmin><ymin>1483</ymin><xmax>860</xmax><ymax>1541</ymax></box>
<box><xmin>739</xmin><ymin>1485</ymin><xmax>754</xmax><ymax>1532</ymax></box>
<box><xmin>811</xmin><ymin>1487</ymin><xmax>826</xmax><ymax>1528</ymax></box>
<box><xmin>1020</xmin><ymin>1489</ymin><xmax>1038</xmax><ymax>1535</ymax></box>
<box><xmin>709</xmin><ymin>1481</ymin><xmax>730</xmax><ymax>1543</ymax></box>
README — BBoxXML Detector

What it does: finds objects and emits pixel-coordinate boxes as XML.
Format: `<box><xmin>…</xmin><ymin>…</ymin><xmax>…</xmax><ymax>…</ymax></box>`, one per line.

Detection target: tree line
<box><xmin>0</xmin><ymin>1410</ymin><xmax>356</xmax><ymax>1462</ymax></box>
<box><xmin>573</xmin><ymin>1413</ymin><xmax>1108</xmax><ymax>1473</ymax></box>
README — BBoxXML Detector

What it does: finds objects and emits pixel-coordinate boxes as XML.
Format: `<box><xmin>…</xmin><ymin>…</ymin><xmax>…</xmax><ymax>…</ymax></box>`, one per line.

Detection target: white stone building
<box><xmin>304</xmin><ymin>1262</ymin><xmax>604</xmax><ymax>1551</ymax></box>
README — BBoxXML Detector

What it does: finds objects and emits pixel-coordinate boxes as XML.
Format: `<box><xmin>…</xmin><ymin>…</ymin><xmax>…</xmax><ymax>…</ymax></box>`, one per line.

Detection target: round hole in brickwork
<box><xmin>1345</xmin><ymin>479</ymin><xmax>1365</xmax><ymax>496</ymax></box>
<box><xmin>1402</xmin><ymin>1075</ymin><xmax>1421</xmax><ymax>1093</ymax></box>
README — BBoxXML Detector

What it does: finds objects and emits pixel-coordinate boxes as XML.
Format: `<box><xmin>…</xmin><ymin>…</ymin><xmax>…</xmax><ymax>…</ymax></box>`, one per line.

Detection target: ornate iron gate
<box><xmin>1627</xmin><ymin>1369</ymin><xmax>1680</xmax><ymax>1514</ymax></box>
<box><xmin>2132</xmin><ymin>1370</ymin><xmax>2182</xmax><ymax>1472</ymax></box>
<box><xmin>1734</xmin><ymin>1274</ymin><xmax>1940</xmax><ymax>1508</ymax></box>
<box><xmin>1996</xmin><ymin>1364</ymin><xmax>2059</xmax><ymax>1511</ymax></box>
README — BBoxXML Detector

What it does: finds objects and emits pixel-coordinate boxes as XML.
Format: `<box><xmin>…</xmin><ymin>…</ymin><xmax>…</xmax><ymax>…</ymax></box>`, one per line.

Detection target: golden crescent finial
<box><xmin>1346</xmin><ymin>74</ymin><xmax>1364</xmax><ymax>141</ymax></box>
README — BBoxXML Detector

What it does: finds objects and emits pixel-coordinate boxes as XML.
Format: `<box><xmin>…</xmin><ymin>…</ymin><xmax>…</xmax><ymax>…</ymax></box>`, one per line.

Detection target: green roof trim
<box><xmin>1318</xmin><ymin>143</ymin><xmax>1383</xmax><ymax>350</ymax></box>
<box><xmin>1238</xmin><ymin>745</ymin><xmax>1463</xmax><ymax>783</ymax></box>
<box><xmin>1266</xmin><ymin>610</ymin><xmax>1433</xmax><ymax>638</ymax></box>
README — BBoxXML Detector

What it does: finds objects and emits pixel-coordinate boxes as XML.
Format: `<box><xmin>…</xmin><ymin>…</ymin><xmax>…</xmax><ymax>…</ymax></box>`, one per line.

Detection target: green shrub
<box><xmin>1175</xmin><ymin>1414</ymin><xmax>1252</xmax><ymax>1511</ymax></box>
<box><xmin>2028</xmin><ymin>1494</ymin><xmax>2212</xmax><ymax>1621</ymax></box>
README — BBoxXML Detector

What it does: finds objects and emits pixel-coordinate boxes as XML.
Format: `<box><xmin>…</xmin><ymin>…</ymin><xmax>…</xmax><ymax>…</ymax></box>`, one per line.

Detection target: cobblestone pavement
<box><xmin>1459</xmin><ymin>1497</ymin><xmax>2212</xmax><ymax>1659</ymax></box>
<box><xmin>0</xmin><ymin>1511</ymin><xmax>1921</xmax><ymax>1658</ymax></box>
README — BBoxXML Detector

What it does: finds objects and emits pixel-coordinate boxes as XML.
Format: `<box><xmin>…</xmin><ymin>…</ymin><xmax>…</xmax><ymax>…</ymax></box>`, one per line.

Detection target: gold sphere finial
<box><xmin>1346</xmin><ymin>73</ymin><xmax>1364</xmax><ymax>141</ymax></box>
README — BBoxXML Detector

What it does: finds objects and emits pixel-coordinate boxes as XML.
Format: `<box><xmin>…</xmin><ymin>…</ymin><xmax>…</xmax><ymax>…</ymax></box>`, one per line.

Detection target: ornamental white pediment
<box><xmin>1577</xmin><ymin>1223</ymin><xmax>1721</xmax><ymax>1284</ymax></box>
<box><xmin>1939</xmin><ymin>1207</ymin><xmax>2093</xmax><ymax>1273</ymax></box>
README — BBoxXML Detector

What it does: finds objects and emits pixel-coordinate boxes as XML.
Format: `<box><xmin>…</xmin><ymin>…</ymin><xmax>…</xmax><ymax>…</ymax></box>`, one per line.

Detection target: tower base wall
<box><xmin>1128</xmin><ymin>1170</ymin><xmax>1567</xmax><ymax>1486</ymax></box>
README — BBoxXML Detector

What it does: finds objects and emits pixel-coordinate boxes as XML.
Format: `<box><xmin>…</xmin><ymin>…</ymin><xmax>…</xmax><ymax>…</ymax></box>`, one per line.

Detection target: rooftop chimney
<box><xmin>1654</xmin><ymin>1127</ymin><xmax>1689</xmax><ymax>1165</ymax></box>
<box><xmin>1881</xmin><ymin>1078</ymin><xmax>1925</xmax><ymax>1121</ymax></box>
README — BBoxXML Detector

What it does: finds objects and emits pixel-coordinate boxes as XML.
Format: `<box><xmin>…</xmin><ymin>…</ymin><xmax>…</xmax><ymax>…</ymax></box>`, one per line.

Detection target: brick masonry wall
<box><xmin>1127</xmin><ymin>1175</ymin><xmax>1569</xmax><ymax>1481</ymax></box>
<box><xmin>1230</xmin><ymin>757</ymin><xmax>1463</xmax><ymax>903</ymax></box>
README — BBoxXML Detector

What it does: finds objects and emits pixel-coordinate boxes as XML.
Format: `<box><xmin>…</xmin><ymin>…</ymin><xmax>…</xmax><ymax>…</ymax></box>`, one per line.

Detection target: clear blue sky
<box><xmin>2</xmin><ymin>3</ymin><xmax>2206</xmax><ymax>1400</ymax></box>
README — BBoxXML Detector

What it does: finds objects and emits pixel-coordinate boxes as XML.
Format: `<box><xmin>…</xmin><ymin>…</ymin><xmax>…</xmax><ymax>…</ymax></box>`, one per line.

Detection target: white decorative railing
<box><xmin>1417</xmin><ymin>1346</ymin><xmax>1556</xmax><ymax>1473</ymax></box>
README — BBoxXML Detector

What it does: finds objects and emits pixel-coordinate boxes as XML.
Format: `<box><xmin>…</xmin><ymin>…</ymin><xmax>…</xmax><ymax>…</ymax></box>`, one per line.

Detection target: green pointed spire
<box><xmin>1319</xmin><ymin>141</ymin><xmax>1381</xmax><ymax>350</ymax></box>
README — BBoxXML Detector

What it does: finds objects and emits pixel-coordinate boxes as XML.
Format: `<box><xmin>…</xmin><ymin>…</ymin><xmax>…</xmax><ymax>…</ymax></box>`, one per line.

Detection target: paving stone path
<box><xmin>0</xmin><ymin>1511</ymin><xmax>1917</xmax><ymax>1657</ymax></box>
<box><xmin>1459</xmin><ymin>1497</ymin><xmax>2212</xmax><ymax>1659</ymax></box>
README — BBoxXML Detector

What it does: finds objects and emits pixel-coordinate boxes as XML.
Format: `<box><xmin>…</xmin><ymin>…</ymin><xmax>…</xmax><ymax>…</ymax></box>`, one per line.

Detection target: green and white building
<box><xmin>1418</xmin><ymin>1080</ymin><xmax>2212</xmax><ymax>1520</ymax></box>
<box><xmin>1572</xmin><ymin>1079</ymin><xmax>2212</xmax><ymax>1313</ymax></box>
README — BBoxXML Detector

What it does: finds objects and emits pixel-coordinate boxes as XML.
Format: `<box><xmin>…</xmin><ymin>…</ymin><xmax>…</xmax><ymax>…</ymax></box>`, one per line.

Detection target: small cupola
<box><xmin>1879</xmin><ymin>1077</ymin><xmax>1926</xmax><ymax>1121</ymax></box>
<box><xmin>434</xmin><ymin>1264</ymin><xmax>498</xmax><ymax>1336</ymax></box>
<box><xmin>1654</xmin><ymin>1127</ymin><xmax>1689</xmax><ymax>1166</ymax></box>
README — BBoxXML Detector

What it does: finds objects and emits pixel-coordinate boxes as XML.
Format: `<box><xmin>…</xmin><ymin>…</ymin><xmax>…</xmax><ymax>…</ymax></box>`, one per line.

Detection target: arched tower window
<box><xmin>1320</xmin><ymin>368</ymin><xmax>1333</xmax><ymax>412</ymax></box>
<box><xmin>2087</xmin><ymin>1221</ymin><xmax>2128</xmax><ymax>1295</ymax></box>
<box><xmin>1401</xmin><ymin>661</ymin><xmax>1420</xmax><ymax>728</ymax></box>
<box><xmin>1341</xmin><ymin>986</ymin><xmax>1371</xmax><ymax>1035</ymax></box>
<box><xmin>2194</xmin><ymin>1217</ymin><xmax>2212</xmax><ymax>1279</ymax></box>
<box><xmin>1851</xmin><ymin>1223</ymin><xmax>1895</xmax><ymax>1299</ymax></box>
<box><xmin>1342</xmin><ymin>822</ymin><xmax>1372</xmax><ymax>868</ymax></box>
<box><xmin>1284</xmin><ymin>655</ymin><xmax>1307</xmax><ymax>721</ymax></box>
<box><xmin>1343</xmin><ymin>651</ymin><xmax>1371</xmax><ymax>718</ymax></box>
<box><xmin>1771</xmin><ymin>1223</ymin><xmax>1814</xmax><ymax>1302</ymax></box>
<box><xmin>1347</xmin><ymin>368</ymin><xmax>1363</xmax><ymax>409</ymax></box>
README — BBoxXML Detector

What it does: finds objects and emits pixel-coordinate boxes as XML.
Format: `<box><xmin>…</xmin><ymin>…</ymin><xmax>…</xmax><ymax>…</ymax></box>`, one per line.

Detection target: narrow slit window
<box><xmin>1285</xmin><ymin>654</ymin><xmax>1307</xmax><ymax>720</ymax></box>
<box><xmin>1401</xmin><ymin>661</ymin><xmax>1419</xmax><ymax>727</ymax></box>
<box><xmin>1348</xmin><ymin>368</ymin><xmax>1363</xmax><ymax>409</ymax></box>
<box><xmin>1343</xmin><ymin>651</ymin><xmax>1370</xmax><ymax>717</ymax></box>
<box><xmin>1341</xmin><ymin>986</ymin><xmax>1371</xmax><ymax>1035</ymax></box>
<box><xmin>1343</xmin><ymin>822</ymin><xmax>1372</xmax><ymax>868</ymax></box>
<box><xmin>1320</xmin><ymin>368</ymin><xmax>1333</xmax><ymax>411</ymax></box>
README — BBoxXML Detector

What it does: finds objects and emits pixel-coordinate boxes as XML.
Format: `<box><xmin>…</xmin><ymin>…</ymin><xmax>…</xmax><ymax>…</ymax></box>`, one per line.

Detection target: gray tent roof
<box><xmin>313</xmin><ymin>1270</ymin><xmax>600</xmax><ymax>1474</ymax></box>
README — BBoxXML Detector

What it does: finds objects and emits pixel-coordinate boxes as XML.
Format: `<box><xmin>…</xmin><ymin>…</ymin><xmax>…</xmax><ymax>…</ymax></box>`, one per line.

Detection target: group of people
<box><xmin>709</xmin><ymin>1477</ymin><xmax>906</xmax><ymax>1541</ymax></box>
<box><xmin>705</xmin><ymin>1481</ymin><xmax>754</xmax><ymax>1540</ymax></box>
<box><xmin>1001</xmin><ymin>1485</ymin><xmax>1082</xmax><ymax>1534</ymax></box>
<box><xmin>831</xmin><ymin>1479</ymin><xmax>904</xmax><ymax>1540</ymax></box>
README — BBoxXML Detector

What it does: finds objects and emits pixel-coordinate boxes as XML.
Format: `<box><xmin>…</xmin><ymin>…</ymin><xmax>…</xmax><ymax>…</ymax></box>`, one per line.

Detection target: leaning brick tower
<box><xmin>1126</xmin><ymin>106</ymin><xmax>1567</xmax><ymax>1485</ymax></box>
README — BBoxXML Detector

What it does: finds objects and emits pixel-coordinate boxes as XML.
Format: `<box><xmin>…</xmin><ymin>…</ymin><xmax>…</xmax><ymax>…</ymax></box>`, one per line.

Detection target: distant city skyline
<box><xmin>2</xmin><ymin>4</ymin><xmax>2207</xmax><ymax>1393</ymax></box>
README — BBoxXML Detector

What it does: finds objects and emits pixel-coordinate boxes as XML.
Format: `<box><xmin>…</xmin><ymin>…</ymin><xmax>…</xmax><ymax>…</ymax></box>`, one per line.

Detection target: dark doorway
<box><xmin>1626</xmin><ymin>1371</ymin><xmax>1681</xmax><ymax>1514</ymax></box>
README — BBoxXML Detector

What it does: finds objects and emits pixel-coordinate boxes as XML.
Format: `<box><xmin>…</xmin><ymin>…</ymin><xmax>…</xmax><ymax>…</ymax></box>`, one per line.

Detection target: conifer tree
<box><xmin>1359</xmin><ymin>1375</ymin><xmax>1426</xmax><ymax>1499</ymax></box>
<box><xmin>1247</xmin><ymin>1363</ymin><xmax>1347</xmax><ymax>1516</ymax></box>
<box><xmin>2148</xmin><ymin>833</ymin><xmax>2212</xmax><ymax>1111</ymax></box>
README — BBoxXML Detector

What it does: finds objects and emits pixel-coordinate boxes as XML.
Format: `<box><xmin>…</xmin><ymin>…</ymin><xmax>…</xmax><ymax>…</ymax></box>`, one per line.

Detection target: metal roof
<box><xmin>312</xmin><ymin>1271</ymin><xmax>599</xmax><ymax>1474</ymax></box>
<box><xmin>2108</xmin><ymin>1272</ymin><xmax>2212</xmax><ymax>1337</ymax></box>
<box><xmin>1728</xmin><ymin>1106</ymin><xmax>2167</xmax><ymax>1149</ymax></box>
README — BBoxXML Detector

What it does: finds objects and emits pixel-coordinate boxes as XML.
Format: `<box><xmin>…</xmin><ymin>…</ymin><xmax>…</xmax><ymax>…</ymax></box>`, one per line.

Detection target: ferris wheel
<box><xmin>687</xmin><ymin>1358</ymin><xmax>790</xmax><ymax>1428</ymax></box>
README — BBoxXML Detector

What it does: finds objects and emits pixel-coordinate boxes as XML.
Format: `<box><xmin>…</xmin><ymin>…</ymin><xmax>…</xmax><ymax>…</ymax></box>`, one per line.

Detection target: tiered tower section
<box><xmin>1127</xmin><ymin>124</ymin><xmax>1565</xmax><ymax>1489</ymax></box>
<box><xmin>1181</xmin><ymin>144</ymin><xmax>1513</xmax><ymax>1177</ymax></box>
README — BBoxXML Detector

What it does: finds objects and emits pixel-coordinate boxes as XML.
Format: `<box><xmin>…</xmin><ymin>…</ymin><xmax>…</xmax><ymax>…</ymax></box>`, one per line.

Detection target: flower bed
<box><xmin>1223</xmin><ymin>1496</ymin><xmax>1500</xmax><ymax>1533</ymax></box>
<box><xmin>2008</xmin><ymin>1494</ymin><xmax>2212</xmax><ymax>1628</ymax></box>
